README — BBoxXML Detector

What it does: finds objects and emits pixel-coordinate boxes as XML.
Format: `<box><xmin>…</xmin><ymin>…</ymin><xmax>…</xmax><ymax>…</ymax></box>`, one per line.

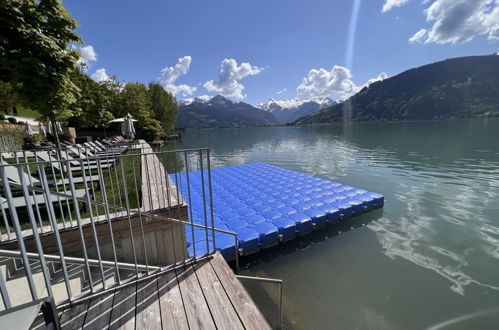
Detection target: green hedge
<box><xmin>0</xmin><ymin>126</ymin><xmax>24</xmax><ymax>151</ymax></box>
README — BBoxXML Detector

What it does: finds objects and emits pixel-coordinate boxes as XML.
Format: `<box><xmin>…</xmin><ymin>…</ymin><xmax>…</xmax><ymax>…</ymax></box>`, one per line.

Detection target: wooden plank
<box><xmin>109</xmin><ymin>283</ymin><xmax>136</xmax><ymax>330</ymax></box>
<box><xmin>176</xmin><ymin>265</ymin><xmax>216</xmax><ymax>330</ymax></box>
<box><xmin>194</xmin><ymin>259</ymin><xmax>244</xmax><ymax>330</ymax></box>
<box><xmin>210</xmin><ymin>253</ymin><xmax>271</xmax><ymax>330</ymax></box>
<box><xmin>83</xmin><ymin>290</ymin><xmax>115</xmax><ymax>329</ymax></box>
<box><xmin>140</xmin><ymin>143</ymin><xmax>185</xmax><ymax>213</ymax></box>
<box><xmin>135</xmin><ymin>276</ymin><xmax>161</xmax><ymax>330</ymax></box>
<box><xmin>157</xmin><ymin>269</ymin><xmax>189</xmax><ymax>329</ymax></box>
<box><xmin>59</xmin><ymin>300</ymin><xmax>90</xmax><ymax>330</ymax></box>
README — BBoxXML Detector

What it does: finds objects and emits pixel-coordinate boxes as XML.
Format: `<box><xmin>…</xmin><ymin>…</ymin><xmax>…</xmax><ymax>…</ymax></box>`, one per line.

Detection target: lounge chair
<box><xmin>55</xmin><ymin>152</ymin><xmax>114</xmax><ymax>172</ymax></box>
<box><xmin>85</xmin><ymin>142</ymin><xmax>124</xmax><ymax>156</ymax></box>
<box><xmin>30</xmin><ymin>151</ymin><xmax>100</xmax><ymax>185</ymax></box>
<box><xmin>0</xmin><ymin>189</ymin><xmax>86</xmax><ymax>209</ymax></box>
<box><xmin>0</xmin><ymin>163</ymin><xmax>87</xmax><ymax>210</ymax></box>
<box><xmin>0</xmin><ymin>159</ymin><xmax>40</xmax><ymax>186</ymax></box>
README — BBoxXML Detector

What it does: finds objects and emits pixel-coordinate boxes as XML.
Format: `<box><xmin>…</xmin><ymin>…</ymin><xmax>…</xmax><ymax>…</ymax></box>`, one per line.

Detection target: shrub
<box><xmin>0</xmin><ymin>113</ymin><xmax>5</xmax><ymax>120</ymax></box>
<box><xmin>31</xmin><ymin>133</ymin><xmax>46</xmax><ymax>143</ymax></box>
<box><xmin>140</xmin><ymin>118</ymin><xmax>163</xmax><ymax>141</ymax></box>
<box><xmin>0</xmin><ymin>127</ymin><xmax>24</xmax><ymax>150</ymax></box>
<box><xmin>7</xmin><ymin>117</ymin><xmax>17</xmax><ymax>124</ymax></box>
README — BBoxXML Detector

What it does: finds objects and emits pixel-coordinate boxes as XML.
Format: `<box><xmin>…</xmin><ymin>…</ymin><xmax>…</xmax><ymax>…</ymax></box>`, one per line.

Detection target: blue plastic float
<box><xmin>170</xmin><ymin>163</ymin><xmax>383</xmax><ymax>259</ymax></box>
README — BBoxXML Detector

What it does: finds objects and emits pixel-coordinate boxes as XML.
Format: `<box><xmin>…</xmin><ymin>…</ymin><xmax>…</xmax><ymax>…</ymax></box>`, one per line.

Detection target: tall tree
<box><xmin>148</xmin><ymin>82</ymin><xmax>179</xmax><ymax>133</ymax></box>
<box><xmin>67</xmin><ymin>70</ymin><xmax>115</xmax><ymax>129</ymax></box>
<box><xmin>120</xmin><ymin>83</ymin><xmax>162</xmax><ymax>140</ymax></box>
<box><xmin>0</xmin><ymin>81</ymin><xmax>18</xmax><ymax>114</ymax></box>
<box><xmin>0</xmin><ymin>0</ymin><xmax>82</xmax><ymax>124</ymax></box>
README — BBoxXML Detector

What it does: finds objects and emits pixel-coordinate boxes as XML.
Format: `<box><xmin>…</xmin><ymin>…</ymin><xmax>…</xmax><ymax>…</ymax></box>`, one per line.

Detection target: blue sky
<box><xmin>65</xmin><ymin>0</ymin><xmax>499</xmax><ymax>105</ymax></box>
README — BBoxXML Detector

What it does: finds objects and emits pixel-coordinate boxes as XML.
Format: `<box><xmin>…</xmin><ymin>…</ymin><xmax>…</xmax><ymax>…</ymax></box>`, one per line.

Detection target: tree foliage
<box><xmin>119</xmin><ymin>83</ymin><xmax>162</xmax><ymax>140</ymax></box>
<box><xmin>0</xmin><ymin>0</ymin><xmax>180</xmax><ymax>141</ymax></box>
<box><xmin>148</xmin><ymin>82</ymin><xmax>178</xmax><ymax>133</ymax></box>
<box><xmin>0</xmin><ymin>0</ymin><xmax>82</xmax><ymax>121</ymax></box>
<box><xmin>67</xmin><ymin>70</ymin><xmax>114</xmax><ymax>129</ymax></box>
<box><xmin>0</xmin><ymin>81</ymin><xmax>18</xmax><ymax>114</ymax></box>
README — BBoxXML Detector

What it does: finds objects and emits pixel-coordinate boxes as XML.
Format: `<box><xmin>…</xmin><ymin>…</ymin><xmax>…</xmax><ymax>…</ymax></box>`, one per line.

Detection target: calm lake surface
<box><xmin>175</xmin><ymin>119</ymin><xmax>499</xmax><ymax>330</ymax></box>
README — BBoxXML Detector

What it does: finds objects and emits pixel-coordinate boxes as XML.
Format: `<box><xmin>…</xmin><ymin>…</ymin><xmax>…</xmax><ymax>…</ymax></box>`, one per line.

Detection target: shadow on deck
<box><xmin>58</xmin><ymin>252</ymin><xmax>270</xmax><ymax>329</ymax></box>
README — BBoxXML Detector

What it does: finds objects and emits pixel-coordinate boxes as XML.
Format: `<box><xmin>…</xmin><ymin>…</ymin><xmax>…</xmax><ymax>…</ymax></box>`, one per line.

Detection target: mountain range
<box><xmin>256</xmin><ymin>98</ymin><xmax>334</xmax><ymax>124</ymax></box>
<box><xmin>295</xmin><ymin>55</ymin><xmax>499</xmax><ymax>124</ymax></box>
<box><xmin>176</xmin><ymin>95</ymin><xmax>333</xmax><ymax>128</ymax></box>
<box><xmin>175</xmin><ymin>55</ymin><xmax>499</xmax><ymax>129</ymax></box>
<box><xmin>175</xmin><ymin>95</ymin><xmax>278</xmax><ymax>128</ymax></box>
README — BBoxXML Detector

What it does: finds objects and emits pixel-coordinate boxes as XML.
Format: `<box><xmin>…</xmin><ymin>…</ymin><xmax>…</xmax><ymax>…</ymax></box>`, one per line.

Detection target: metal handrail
<box><xmin>0</xmin><ymin>144</ymin><xmax>238</xmax><ymax>311</ymax></box>
<box><xmin>0</xmin><ymin>249</ymin><xmax>156</xmax><ymax>272</ymax></box>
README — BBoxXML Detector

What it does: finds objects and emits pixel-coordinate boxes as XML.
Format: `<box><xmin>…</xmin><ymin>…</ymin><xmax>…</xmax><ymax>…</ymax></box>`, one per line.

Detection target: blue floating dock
<box><xmin>170</xmin><ymin>163</ymin><xmax>383</xmax><ymax>259</ymax></box>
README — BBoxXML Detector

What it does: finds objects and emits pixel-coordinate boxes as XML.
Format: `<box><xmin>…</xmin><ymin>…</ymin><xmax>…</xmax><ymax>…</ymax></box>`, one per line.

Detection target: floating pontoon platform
<box><xmin>171</xmin><ymin>163</ymin><xmax>384</xmax><ymax>259</ymax></box>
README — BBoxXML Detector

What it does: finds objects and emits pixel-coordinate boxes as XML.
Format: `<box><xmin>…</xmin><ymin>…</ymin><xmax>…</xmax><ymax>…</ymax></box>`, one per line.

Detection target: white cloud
<box><xmin>382</xmin><ymin>0</ymin><xmax>411</xmax><ymax>12</ymax></box>
<box><xmin>90</xmin><ymin>68</ymin><xmax>110</xmax><ymax>82</ymax></box>
<box><xmin>276</xmin><ymin>88</ymin><xmax>287</xmax><ymax>95</ymax></box>
<box><xmin>385</xmin><ymin>0</ymin><xmax>499</xmax><ymax>44</ymax></box>
<box><xmin>296</xmin><ymin>66</ymin><xmax>388</xmax><ymax>101</ymax></box>
<box><xmin>425</xmin><ymin>0</ymin><xmax>499</xmax><ymax>44</ymax></box>
<box><xmin>203</xmin><ymin>58</ymin><xmax>264</xmax><ymax>99</ymax></box>
<box><xmin>296</xmin><ymin>65</ymin><xmax>358</xmax><ymax>100</ymax></box>
<box><xmin>363</xmin><ymin>72</ymin><xmax>389</xmax><ymax>88</ymax></box>
<box><xmin>409</xmin><ymin>28</ymin><xmax>428</xmax><ymax>43</ymax></box>
<box><xmin>78</xmin><ymin>45</ymin><xmax>97</xmax><ymax>66</ymax></box>
<box><xmin>159</xmin><ymin>56</ymin><xmax>197</xmax><ymax>96</ymax></box>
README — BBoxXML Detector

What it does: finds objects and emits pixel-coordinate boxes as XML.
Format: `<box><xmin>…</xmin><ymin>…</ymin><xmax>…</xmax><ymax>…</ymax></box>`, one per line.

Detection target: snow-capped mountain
<box><xmin>257</xmin><ymin>97</ymin><xmax>335</xmax><ymax>123</ymax></box>
<box><xmin>178</xmin><ymin>95</ymin><xmax>213</xmax><ymax>106</ymax></box>
<box><xmin>176</xmin><ymin>95</ymin><xmax>279</xmax><ymax>128</ymax></box>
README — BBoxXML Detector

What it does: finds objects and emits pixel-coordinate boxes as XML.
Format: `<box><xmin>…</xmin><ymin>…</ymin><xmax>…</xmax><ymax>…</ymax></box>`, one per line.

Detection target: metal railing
<box><xmin>237</xmin><ymin>275</ymin><xmax>283</xmax><ymax>329</ymax></box>
<box><xmin>0</xmin><ymin>142</ymin><xmax>238</xmax><ymax>311</ymax></box>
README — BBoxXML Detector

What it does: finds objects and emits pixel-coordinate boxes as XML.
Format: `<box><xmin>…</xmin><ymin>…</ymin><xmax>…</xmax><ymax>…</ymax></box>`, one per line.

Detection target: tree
<box><xmin>0</xmin><ymin>0</ymin><xmax>82</xmax><ymax>123</ymax></box>
<box><xmin>0</xmin><ymin>81</ymin><xmax>18</xmax><ymax>114</ymax></box>
<box><xmin>120</xmin><ymin>83</ymin><xmax>162</xmax><ymax>141</ymax></box>
<box><xmin>148</xmin><ymin>82</ymin><xmax>179</xmax><ymax>133</ymax></box>
<box><xmin>67</xmin><ymin>70</ymin><xmax>115</xmax><ymax>129</ymax></box>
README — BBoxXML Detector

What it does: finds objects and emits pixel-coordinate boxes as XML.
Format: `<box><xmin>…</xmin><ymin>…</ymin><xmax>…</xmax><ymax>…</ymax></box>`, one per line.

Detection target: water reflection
<box><xmin>177</xmin><ymin>119</ymin><xmax>499</xmax><ymax>328</ymax></box>
<box><xmin>241</xmin><ymin>209</ymin><xmax>384</xmax><ymax>269</ymax></box>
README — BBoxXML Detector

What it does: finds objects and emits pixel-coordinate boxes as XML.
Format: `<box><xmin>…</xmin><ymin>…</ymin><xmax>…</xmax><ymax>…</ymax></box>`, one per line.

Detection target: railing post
<box><xmin>96</xmin><ymin>158</ymin><xmax>121</xmax><ymax>285</ymax></box>
<box><xmin>0</xmin><ymin>270</ymin><xmax>11</xmax><ymax>309</ymax></box>
<box><xmin>17</xmin><ymin>164</ymin><xmax>54</xmax><ymax>299</ymax></box>
<box><xmin>130</xmin><ymin>154</ymin><xmax>149</xmax><ymax>275</ymax></box>
<box><xmin>0</xmin><ymin>165</ymin><xmax>39</xmax><ymax>301</ymax></box>
<box><xmin>26</xmin><ymin>151</ymin><xmax>44</xmax><ymax>233</ymax></box>
<box><xmin>206</xmin><ymin>149</ymin><xmax>216</xmax><ymax>254</ymax></box>
<box><xmin>80</xmin><ymin>159</ymin><xmax>107</xmax><ymax>287</ymax></box>
<box><xmin>37</xmin><ymin>163</ymin><xmax>73</xmax><ymax>301</ymax></box>
<box><xmin>66</xmin><ymin>161</ymin><xmax>94</xmax><ymax>293</ymax></box>
<box><xmin>198</xmin><ymin>150</ymin><xmax>209</xmax><ymax>256</ymax></box>
<box><xmin>119</xmin><ymin>157</ymin><xmax>139</xmax><ymax>275</ymax></box>
<box><xmin>183</xmin><ymin>151</ymin><xmax>196</xmax><ymax>259</ymax></box>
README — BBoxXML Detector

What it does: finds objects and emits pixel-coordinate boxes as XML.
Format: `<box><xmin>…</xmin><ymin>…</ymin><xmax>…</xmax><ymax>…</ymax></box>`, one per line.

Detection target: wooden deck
<box><xmin>58</xmin><ymin>252</ymin><xmax>270</xmax><ymax>329</ymax></box>
<box><xmin>139</xmin><ymin>142</ymin><xmax>185</xmax><ymax>212</ymax></box>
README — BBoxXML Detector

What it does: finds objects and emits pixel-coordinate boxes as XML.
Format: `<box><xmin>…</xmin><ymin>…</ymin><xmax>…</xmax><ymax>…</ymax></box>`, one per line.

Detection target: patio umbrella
<box><xmin>110</xmin><ymin>116</ymin><xmax>138</xmax><ymax>123</ymax></box>
<box><xmin>24</xmin><ymin>123</ymin><xmax>33</xmax><ymax>137</ymax></box>
<box><xmin>122</xmin><ymin>113</ymin><xmax>136</xmax><ymax>140</ymax></box>
<box><xmin>45</xmin><ymin>119</ymin><xmax>63</xmax><ymax>136</ymax></box>
<box><xmin>38</xmin><ymin>122</ymin><xmax>46</xmax><ymax>137</ymax></box>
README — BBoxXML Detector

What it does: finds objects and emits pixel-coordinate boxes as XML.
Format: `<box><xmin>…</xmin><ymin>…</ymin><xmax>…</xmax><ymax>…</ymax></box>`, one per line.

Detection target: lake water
<box><xmin>175</xmin><ymin>119</ymin><xmax>499</xmax><ymax>329</ymax></box>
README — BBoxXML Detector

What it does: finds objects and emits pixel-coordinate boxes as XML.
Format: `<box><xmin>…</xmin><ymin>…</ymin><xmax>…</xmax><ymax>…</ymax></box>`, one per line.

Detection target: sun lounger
<box><xmin>1</xmin><ymin>188</ymin><xmax>86</xmax><ymax>209</ymax></box>
<box><xmin>56</xmin><ymin>152</ymin><xmax>114</xmax><ymax>172</ymax></box>
<box><xmin>0</xmin><ymin>162</ymin><xmax>88</xmax><ymax>210</ymax></box>
<box><xmin>0</xmin><ymin>159</ymin><xmax>41</xmax><ymax>186</ymax></box>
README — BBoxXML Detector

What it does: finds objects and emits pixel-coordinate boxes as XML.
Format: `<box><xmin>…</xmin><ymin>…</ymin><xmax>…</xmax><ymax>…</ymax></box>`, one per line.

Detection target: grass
<box><xmin>7</xmin><ymin>105</ymin><xmax>41</xmax><ymax>119</ymax></box>
<box><xmin>0</xmin><ymin>126</ymin><xmax>24</xmax><ymax>151</ymax></box>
